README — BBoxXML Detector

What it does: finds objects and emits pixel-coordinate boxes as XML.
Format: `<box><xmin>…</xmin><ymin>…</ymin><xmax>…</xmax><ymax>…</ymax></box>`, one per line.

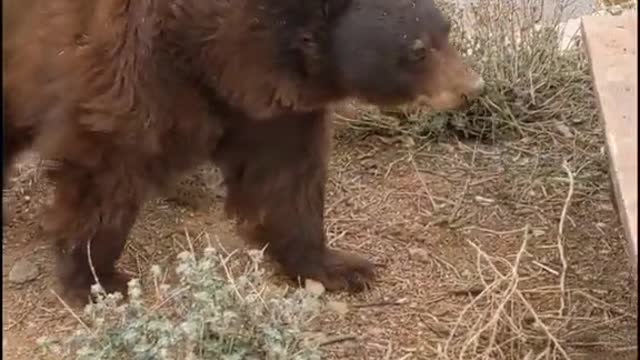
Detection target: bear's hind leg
<box><xmin>3</xmin><ymin>116</ymin><xmax>34</xmax><ymax>189</ymax></box>
<box><xmin>44</xmin><ymin>161</ymin><xmax>142</xmax><ymax>304</ymax></box>
<box><xmin>217</xmin><ymin>113</ymin><xmax>375</xmax><ymax>292</ymax></box>
<box><xmin>3</xmin><ymin>110</ymin><xmax>36</xmax><ymax>225</ymax></box>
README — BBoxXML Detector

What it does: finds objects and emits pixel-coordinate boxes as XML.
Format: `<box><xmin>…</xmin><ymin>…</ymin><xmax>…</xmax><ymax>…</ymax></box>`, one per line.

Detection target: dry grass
<box><xmin>316</xmin><ymin>136</ymin><xmax>636</xmax><ymax>359</ymax></box>
<box><xmin>328</xmin><ymin>1</ymin><xmax>637</xmax><ymax>359</ymax></box>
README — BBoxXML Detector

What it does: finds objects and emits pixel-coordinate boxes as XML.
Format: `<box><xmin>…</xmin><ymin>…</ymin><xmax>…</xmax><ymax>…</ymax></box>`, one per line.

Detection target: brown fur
<box><xmin>3</xmin><ymin>0</ymin><xmax>485</xmax><ymax>304</ymax></box>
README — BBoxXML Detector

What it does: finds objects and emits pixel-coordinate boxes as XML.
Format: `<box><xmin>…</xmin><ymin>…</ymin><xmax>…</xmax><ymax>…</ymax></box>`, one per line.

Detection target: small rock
<box><xmin>554</xmin><ymin>121</ymin><xmax>574</xmax><ymax>139</ymax></box>
<box><xmin>474</xmin><ymin>196</ymin><xmax>495</xmax><ymax>205</ymax></box>
<box><xmin>304</xmin><ymin>279</ymin><xmax>325</xmax><ymax>296</ymax></box>
<box><xmin>532</xmin><ymin>229</ymin><xmax>546</xmax><ymax>238</ymax></box>
<box><xmin>361</xmin><ymin>159</ymin><xmax>378</xmax><ymax>170</ymax></box>
<box><xmin>396</xmin><ymin>297</ymin><xmax>409</xmax><ymax>304</ymax></box>
<box><xmin>9</xmin><ymin>259</ymin><xmax>39</xmax><ymax>284</ymax></box>
<box><xmin>608</xmin><ymin>5</ymin><xmax>623</xmax><ymax>15</ymax></box>
<box><xmin>601</xmin><ymin>203</ymin><xmax>614</xmax><ymax>212</ymax></box>
<box><xmin>408</xmin><ymin>248</ymin><xmax>431</xmax><ymax>263</ymax></box>
<box><xmin>427</xmin><ymin>322</ymin><xmax>451</xmax><ymax>336</ymax></box>
<box><xmin>400</xmin><ymin>136</ymin><xmax>416</xmax><ymax>147</ymax></box>
<box><xmin>327</xmin><ymin>301</ymin><xmax>349</xmax><ymax>316</ymax></box>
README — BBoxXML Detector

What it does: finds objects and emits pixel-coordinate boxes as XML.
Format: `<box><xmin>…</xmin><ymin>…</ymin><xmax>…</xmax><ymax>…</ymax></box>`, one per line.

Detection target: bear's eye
<box><xmin>300</xmin><ymin>34</ymin><xmax>313</xmax><ymax>44</ymax></box>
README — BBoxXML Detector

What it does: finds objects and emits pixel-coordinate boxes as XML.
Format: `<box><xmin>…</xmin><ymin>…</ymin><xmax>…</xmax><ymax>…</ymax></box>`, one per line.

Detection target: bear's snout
<box><xmin>416</xmin><ymin>41</ymin><xmax>485</xmax><ymax>111</ymax></box>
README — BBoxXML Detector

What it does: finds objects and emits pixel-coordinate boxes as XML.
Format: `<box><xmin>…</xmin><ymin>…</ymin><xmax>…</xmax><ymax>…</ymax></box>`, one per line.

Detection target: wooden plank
<box><xmin>581</xmin><ymin>13</ymin><xmax>638</xmax><ymax>267</ymax></box>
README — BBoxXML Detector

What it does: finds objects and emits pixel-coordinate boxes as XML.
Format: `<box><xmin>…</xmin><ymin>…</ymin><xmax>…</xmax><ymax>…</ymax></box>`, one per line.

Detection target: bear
<box><xmin>3</xmin><ymin>0</ymin><xmax>485</xmax><ymax>304</ymax></box>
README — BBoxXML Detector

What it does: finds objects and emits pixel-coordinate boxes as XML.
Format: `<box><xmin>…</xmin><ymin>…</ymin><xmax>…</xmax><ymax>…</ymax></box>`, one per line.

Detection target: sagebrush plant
<box><xmin>335</xmin><ymin>0</ymin><xmax>598</xmax><ymax>142</ymax></box>
<box><xmin>38</xmin><ymin>247</ymin><xmax>324</xmax><ymax>360</ymax></box>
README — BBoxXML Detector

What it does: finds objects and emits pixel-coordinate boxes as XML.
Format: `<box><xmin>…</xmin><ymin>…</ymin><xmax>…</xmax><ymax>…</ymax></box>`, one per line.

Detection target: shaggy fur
<box><xmin>3</xmin><ymin>0</ymin><xmax>485</xmax><ymax>303</ymax></box>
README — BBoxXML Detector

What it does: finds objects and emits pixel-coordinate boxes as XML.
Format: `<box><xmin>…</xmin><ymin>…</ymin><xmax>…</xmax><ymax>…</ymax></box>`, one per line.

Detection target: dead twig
<box><xmin>317</xmin><ymin>334</ymin><xmax>358</xmax><ymax>347</ymax></box>
<box><xmin>352</xmin><ymin>298</ymin><xmax>408</xmax><ymax>309</ymax></box>
<box><xmin>409</xmin><ymin>152</ymin><xmax>439</xmax><ymax>212</ymax></box>
<box><xmin>557</xmin><ymin>160</ymin><xmax>574</xmax><ymax>316</ymax></box>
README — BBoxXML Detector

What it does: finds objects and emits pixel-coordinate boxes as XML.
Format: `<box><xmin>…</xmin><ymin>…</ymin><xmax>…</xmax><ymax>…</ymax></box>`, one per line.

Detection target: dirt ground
<box><xmin>2</xmin><ymin>124</ymin><xmax>637</xmax><ymax>359</ymax></box>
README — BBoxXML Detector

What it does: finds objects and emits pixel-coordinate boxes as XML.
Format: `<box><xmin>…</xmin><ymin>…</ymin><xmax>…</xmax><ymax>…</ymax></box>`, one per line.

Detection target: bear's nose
<box><xmin>409</xmin><ymin>39</ymin><xmax>426</xmax><ymax>62</ymax></box>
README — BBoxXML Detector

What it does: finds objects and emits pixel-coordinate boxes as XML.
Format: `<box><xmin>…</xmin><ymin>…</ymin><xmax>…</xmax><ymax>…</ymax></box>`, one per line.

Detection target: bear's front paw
<box><xmin>316</xmin><ymin>249</ymin><xmax>376</xmax><ymax>292</ymax></box>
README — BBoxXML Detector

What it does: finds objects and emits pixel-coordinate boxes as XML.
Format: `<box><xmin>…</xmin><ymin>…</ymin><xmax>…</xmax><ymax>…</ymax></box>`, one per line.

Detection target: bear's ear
<box><xmin>322</xmin><ymin>0</ymin><xmax>351</xmax><ymax>20</ymax></box>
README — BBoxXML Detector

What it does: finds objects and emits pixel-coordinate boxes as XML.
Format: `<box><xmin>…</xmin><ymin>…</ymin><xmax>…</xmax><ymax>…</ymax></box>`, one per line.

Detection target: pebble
<box><xmin>608</xmin><ymin>5</ymin><xmax>623</xmax><ymax>15</ymax></box>
<box><xmin>368</xmin><ymin>327</ymin><xmax>385</xmax><ymax>336</ymax></box>
<box><xmin>532</xmin><ymin>229</ymin><xmax>546</xmax><ymax>237</ymax></box>
<box><xmin>408</xmin><ymin>248</ymin><xmax>431</xmax><ymax>263</ymax></box>
<box><xmin>304</xmin><ymin>279</ymin><xmax>326</xmax><ymax>296</ymax></box>
<box><xmin>327</xmin><ymin>301</ymin><xmax>349</xmax><ymax>316</ymax></box>
<box><xmin>9</xmin><ymin>258</ymin><xmax>39</xmax><ymax>284</ymax></box>
<box><xmin>554</xmin><ymin>121</ymin><xmax>574</xmax><ymax>139</ymax></box>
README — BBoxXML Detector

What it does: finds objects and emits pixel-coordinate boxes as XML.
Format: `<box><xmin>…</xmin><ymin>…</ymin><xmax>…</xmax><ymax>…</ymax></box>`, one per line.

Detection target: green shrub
<box><xmin>38</xmin><ymin>248</ymin><xmax>323</xmax><ymax>360</ymax></box>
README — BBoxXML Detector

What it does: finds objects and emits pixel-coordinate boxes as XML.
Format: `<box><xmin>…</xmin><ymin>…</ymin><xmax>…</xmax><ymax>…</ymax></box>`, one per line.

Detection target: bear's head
<box><xmin>328</xmin><ymin>0</ymin><xmax>485</xmax><ymax>111</ymax></box>
<box><xmin>174</xmin><ymin>0</ymin><xmax>484</xmax><ymax>118</ymax></box>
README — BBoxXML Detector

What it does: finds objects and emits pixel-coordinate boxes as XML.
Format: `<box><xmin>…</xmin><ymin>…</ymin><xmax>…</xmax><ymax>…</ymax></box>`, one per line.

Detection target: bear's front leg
<box><xmin>43</xmin><ymin>160</ymin><xmax>143</xmax><ymax>305</ymax></box>
<box><xmin>215</xmin><ymin>112</ymin><xmax>375</xmax><ymax>292</ymax></box>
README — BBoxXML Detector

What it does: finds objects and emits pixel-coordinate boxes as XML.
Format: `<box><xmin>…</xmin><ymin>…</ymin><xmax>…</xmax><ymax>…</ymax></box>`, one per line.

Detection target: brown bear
<box><xmin>3</xmin><ymin>0</ymin><xmax>485</xmax><ymax>303</ymax></box>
